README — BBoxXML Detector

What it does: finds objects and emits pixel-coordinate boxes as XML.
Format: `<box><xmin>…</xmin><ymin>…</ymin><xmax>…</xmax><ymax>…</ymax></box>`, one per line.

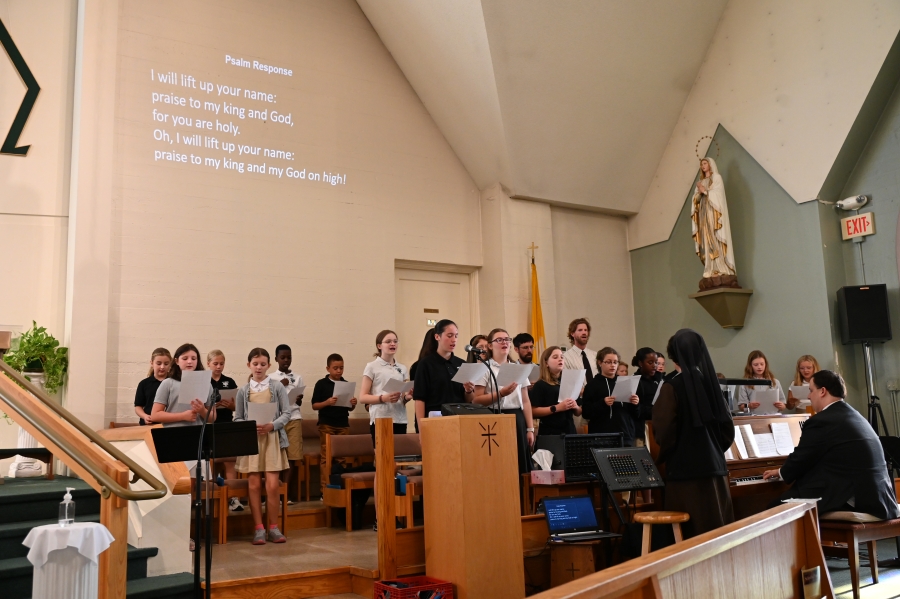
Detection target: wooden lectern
<box><xmin>421</xmin><ymin>414</ymin><xmax>525</xmax><ymax>599</ymax></box>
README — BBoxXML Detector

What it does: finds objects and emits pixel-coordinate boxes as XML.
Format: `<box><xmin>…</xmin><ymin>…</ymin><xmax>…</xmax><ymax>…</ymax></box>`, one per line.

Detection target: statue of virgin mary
<box><xmin>691</xmin><ymin>157</ymin><xmax>740</xmax><ymax>290</ymax></box>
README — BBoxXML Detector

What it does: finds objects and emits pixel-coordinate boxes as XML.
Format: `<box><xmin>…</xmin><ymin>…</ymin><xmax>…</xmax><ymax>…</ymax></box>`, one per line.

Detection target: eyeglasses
<box><xmin>491</xmin><ymin>337</ymin><xmax>513</xmax><ymax>345</ymax></box>
<box><xmin>601</xmin><ymin>360</ymin><xmax>619</xmax><ymax>366</ymax></box>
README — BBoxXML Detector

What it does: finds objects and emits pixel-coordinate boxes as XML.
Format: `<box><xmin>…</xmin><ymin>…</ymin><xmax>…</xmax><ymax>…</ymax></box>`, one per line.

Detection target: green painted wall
<box><xmin>824</xmin><ymin>78</ymin><xmax>900</xmax><ymax>428</ymax></box>
<box><xmin>630</xmin><ymin>126</ymin><xmax>834</xmax><ymax>393</ymax></box>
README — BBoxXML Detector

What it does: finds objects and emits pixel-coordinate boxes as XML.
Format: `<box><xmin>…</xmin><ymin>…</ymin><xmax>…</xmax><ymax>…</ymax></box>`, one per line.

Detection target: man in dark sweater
<box><xmin>764</xmin><ymin>370</ymin><xmax>899</xmax><ymax>521</ymax></box>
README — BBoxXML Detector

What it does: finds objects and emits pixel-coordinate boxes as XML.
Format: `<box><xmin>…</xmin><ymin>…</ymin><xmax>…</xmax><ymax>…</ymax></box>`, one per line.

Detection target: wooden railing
<box><xmin>0</xmin><ymin>361</ymin><xmax>167</xmax><ymax>599</ymax></box>
<box><xmin>529</xmin><ymin>502</ymin><xmax>833</xmax><ymax>599</ymax></box>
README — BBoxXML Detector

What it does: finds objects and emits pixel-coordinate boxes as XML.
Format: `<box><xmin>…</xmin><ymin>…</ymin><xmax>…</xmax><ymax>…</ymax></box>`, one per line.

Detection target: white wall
<box><xmin>107</xmin><ymin>0</ymin><xmax>481</xmax><ymax>421</ymax></box>
<box><xmin>552</xmin><ymin>207</ymin><xmax>636</xmax><ymax>359</ymax></box>
<box><xmin>629</xmin><ymin>0</ymin><xmax>900</xmax><ymax>249</ymax></box>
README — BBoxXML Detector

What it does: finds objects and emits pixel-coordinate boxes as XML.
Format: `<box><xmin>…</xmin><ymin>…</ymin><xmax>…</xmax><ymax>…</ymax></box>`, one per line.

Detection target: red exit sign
<box><xmin>841</xmin><ymin>212</ymin><xmax>875</xmax><ymax>240</ymax></box>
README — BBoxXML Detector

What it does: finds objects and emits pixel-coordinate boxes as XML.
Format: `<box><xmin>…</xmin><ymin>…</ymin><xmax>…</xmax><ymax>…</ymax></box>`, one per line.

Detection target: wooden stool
<box><xmin>633</xmin><ymin>511</ymin><xmax>690</xmax><ymax>555</ymax></box>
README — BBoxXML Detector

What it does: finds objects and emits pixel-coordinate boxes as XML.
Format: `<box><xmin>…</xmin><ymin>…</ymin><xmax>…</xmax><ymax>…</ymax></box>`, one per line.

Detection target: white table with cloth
<box><xmin>23</xmin><ymin>522</ymin><xmax>115</xmax><ymax>599</ymax></box>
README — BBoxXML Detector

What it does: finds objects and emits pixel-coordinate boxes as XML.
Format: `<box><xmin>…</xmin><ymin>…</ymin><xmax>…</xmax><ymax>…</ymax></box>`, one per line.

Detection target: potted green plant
<box><xmin>2</xmin><ymin>321</ymin><xmax>69</xmax><ymax>394</ymax></box>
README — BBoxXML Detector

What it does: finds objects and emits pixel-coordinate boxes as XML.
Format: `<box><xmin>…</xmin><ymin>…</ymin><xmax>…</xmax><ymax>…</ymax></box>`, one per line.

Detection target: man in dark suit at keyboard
<box><xmin>763</xmin><ymin>370</ymin><xmax>899</xmax><ymax>520</ymax></box>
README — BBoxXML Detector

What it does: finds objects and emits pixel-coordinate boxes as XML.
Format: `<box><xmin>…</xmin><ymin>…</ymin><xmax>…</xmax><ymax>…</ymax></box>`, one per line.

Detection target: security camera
<box><xmin>835</xmin><ymin>195</ymin><xmax>868</xmax><ymax>211</ymax></box>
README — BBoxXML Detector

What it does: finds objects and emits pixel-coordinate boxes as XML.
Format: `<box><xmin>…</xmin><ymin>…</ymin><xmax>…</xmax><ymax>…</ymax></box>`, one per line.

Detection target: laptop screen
<box><xmin>542</xmin><ymin>495</ymin><xmax>598</xmax><ymax>533</ymax></box>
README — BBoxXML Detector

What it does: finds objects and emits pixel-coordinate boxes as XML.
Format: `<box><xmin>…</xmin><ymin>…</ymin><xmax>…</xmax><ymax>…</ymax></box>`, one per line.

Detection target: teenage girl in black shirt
<box><xmin>134</xmin><ymin>348</ymin><xmax>171</xmax><ymax>425</ymax></box>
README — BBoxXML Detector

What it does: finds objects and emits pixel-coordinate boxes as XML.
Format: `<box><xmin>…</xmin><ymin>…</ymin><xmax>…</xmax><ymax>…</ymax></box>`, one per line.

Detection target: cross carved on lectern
<box><xmin>480</xmin><ymin>422</ymin><xmax>499</xmax><ymax>456</ymax></box>
<box><xmin>566</xmin><ymin>563</ymin><xmax>579</xmax><ymax>578</ymax></box>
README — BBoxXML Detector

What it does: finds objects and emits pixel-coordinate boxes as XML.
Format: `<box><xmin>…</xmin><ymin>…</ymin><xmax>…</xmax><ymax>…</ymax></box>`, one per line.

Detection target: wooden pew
<box><xmin>527</xmin><ymin>502</ymin><xmax>832</xmax><ymax>598</ymax></box>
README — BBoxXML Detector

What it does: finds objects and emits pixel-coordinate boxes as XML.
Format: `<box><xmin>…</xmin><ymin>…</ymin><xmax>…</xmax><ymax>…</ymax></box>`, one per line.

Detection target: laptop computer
<box><xmin>541</xmin><ymin>495</ymin><xmax>620</xmax><ymax>543</ymax></box>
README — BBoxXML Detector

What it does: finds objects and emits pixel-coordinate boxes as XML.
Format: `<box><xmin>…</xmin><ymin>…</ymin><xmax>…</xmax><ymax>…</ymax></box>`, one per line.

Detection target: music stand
<box><xmin>152</xmin><ymin>422</ymin><xmax>259</xmax><ymax>599</ymax></box>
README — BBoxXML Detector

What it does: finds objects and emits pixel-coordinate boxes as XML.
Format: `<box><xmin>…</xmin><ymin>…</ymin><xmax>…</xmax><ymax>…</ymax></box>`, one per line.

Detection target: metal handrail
<box><xmin>0</xmin><ymin>361</ymin><xmax>167</xmax><ymax>500</ymax></box>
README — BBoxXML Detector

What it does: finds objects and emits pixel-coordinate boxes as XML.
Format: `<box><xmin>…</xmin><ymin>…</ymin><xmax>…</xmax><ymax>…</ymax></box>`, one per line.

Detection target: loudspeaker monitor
<box><xmin>836</xmin><ymin>285</ymin><xmax>892</xmax><ymax>344</ymax></box>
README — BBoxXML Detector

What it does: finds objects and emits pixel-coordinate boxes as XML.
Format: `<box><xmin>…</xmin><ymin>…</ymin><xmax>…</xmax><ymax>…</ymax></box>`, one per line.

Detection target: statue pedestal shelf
<box><xmin>689</xmin><ymin>288</ymin><xmax>753</xmax><ymax>329</ymax></box>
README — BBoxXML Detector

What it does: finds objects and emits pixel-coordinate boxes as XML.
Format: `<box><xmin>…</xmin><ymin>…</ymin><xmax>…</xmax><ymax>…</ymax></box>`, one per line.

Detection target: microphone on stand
<box><xmin>465</xmin><ymin>345</ymin><xmax>487</xmax><ymax>354</ymax></box>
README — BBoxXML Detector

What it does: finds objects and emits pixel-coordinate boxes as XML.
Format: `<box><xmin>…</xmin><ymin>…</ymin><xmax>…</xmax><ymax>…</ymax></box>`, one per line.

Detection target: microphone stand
<box><xmin>474</xmin><ymin>351</ymin><xmax>501</xmax><ymax>414</ymax></box>
<box><xmin>194</xmin><ymin>393</ymin><xmax>216</xmax><ymax>599</ymax></box>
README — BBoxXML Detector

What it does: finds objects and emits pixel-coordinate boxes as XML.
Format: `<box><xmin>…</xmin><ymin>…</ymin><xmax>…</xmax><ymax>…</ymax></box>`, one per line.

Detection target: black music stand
<box><xmin>152</xmin><ymin>422</ymin><xmax>259</xmax><ymax>599</ymax></box>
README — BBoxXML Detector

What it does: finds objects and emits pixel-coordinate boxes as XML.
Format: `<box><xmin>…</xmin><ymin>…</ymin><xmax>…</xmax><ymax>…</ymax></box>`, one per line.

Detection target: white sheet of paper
<box><xmin>651</xmin><ymin>381</ymin><xmax>663</xmax><ymax>405</ymax></box>
<box><xmin>288</xmin><ymin>385</ymin><xmax>306</xmax><ymax>402</ymax></box>
<box><xmin>332</xmin><ymin>381</ymin><xmax>356</xmax><ymax>408</ymax></box>
<box><xmin>613</xmin><ymin>375</ymin><xmax>640</xmax><ymax>403</ymax></box>
<box><xmin>217</xmin><ymin>387</ymin><xmax>237</xmax><ymax>401</ymax></box>
<box><xmin>790</xmin><ymin>385</ymin><xmax>810</xmax><ymax>400</ymax></box>
<box><xmin>381</xmin><ymin>379</ymin><xmax>414</xmax><ymax>395</ymax></box>
<box><xmin>740</xmin><ymin>424</ymin><xmax>761</xmax><ymax>458</ymax></box>
<box><xmin>750</xmin><ymin>389</ymin><xmax>780</xmax><ymax>414</ymax></box>
<box><xmin>497</xmin><ymin>363</ymin><xmax>532</xmax><ymax>388</ymax></box>
<box><xmin>180</xmin><ymin>370</ymin><xmax>211</xmax><ymax>405</ymax></box>
<box><xmin>732</xmin><ymin>426</ymin><xmax>748</xmax><ymax>459</ymax></box>
<box><xmin>451</xmin><ymin>362</ymin><xmax>488</xmax><ymax>384</ymax></box>
<box><xmin>559</xmin><ymin>369</ymin><xmax>585</xmax><ymax>403</ymax></box>
<box><xmin>248</xmin><ymin>402</ymin><xmax>277</xmax><ymax>423</ymax></box>
<box><xmin>754</xmin><ymin>432</ymin><xmax>778</xmax><ymax>458</ymax></box>
<box><xmin>724</xmin><ymin>447</ymin><xmax>734</xmax><ymax>461</ymax></box>
<box><xmin>770</xmin><ymin>422</ymin><xmax>794</xmax><ymax>456</ymax></box>
<box><xmin>528</xmin><ymin>364</ymin><xmax>541</xmax><ymax>385</ymax></box>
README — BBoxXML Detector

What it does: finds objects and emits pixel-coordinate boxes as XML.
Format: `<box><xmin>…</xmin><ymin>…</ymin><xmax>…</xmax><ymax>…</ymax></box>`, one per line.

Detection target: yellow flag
<box><xmin>530</xmin><ymin>258</ymin><xmax>547</xmax><ymax>355</ymax></box>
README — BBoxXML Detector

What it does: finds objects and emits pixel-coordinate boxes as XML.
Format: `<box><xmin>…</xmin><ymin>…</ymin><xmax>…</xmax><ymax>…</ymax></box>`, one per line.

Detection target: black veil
<box><xmin>668</xmin><ymin>329</ymin><xmax>733</xmax><ymax>443</ymax></box>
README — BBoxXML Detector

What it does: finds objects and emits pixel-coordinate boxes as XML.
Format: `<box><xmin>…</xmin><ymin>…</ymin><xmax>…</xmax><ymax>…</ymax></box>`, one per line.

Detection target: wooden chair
<box><xmin>820</xmin><ymin>511</ymin><xmax>900</xmax><ymax>599</ymax></box>
<box><xmin>393</xmin><ymin>434</ymin><xmax>422</xmax><ymax>528</ymax></box>
<box><xmin>301</xmin><ymin>419</ymin><xmax>321</xmax><ymax>500</ymax></box>
<box><xmin>323</xmin><ymin>434</ymin><xmax>376</xmax><ymax>531</ymax></box>
<box><xmin>633</xmin><ymin>511</ymin><xmax>690</xmax><ymax>555</ymax></box>
<box><xmin>220</xmin><ymin>475</ymin><xmax>288</xmax><ymax>543</ymax></box>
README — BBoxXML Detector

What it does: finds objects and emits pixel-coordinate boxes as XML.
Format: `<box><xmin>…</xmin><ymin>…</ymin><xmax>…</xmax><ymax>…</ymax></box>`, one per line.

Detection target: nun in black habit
<box><xmin>652</xmin><ymin>329</ymin><xmax>735</xmax><ymax>539</ymax></box>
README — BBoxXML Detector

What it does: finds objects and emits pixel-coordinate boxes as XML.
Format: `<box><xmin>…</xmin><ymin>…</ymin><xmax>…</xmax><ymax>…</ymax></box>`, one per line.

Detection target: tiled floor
<box><xmin>828</xmin><ymin>539</ymin><xmax>900</xmax><ymax>598</ymax></box>
<box><xmin>203</xmin><ymin>526</ymin><xmax>378</xmax><ymax>581</ymax></box>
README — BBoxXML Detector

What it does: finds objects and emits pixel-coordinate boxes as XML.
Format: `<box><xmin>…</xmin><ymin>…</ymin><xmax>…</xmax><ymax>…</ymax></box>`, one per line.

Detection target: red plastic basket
<box><xmin>374</xmin><ymin>576</ymin><xmax>454</xmax><ymax>599</ymax></box>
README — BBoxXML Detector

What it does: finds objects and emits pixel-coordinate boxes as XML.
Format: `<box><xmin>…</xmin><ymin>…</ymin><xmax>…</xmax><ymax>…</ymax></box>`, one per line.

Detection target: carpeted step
<box><xmin>0</xmin><ymin>545</ymin><xmax>159</xmax><ymax>599</ymax></box>
<box><xmin>0</xmin><ymin>476</ymin><xmax>100</xmax><ymax>522</ymax></box>
<box><xmin>126</xmin><ymin>572</ymin><xmax>195</xmax><ymax>599</ymax></box>
<box><xmin>0</xmin><ymin>514</ymin><xmax>101</xmax><ymax>559</ymax></box>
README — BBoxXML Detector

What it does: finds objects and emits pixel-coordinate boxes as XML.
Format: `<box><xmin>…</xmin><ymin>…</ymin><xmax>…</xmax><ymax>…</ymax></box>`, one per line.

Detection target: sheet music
<box><xmin>381</xmin><ymin>379</ymin><xmax>413</xmax><ymax>395</ymax></box>
<box><xmin>753</xmin><ymin>432</ymin><xmax>778</xmax><ymax>458</ymax></box>
<box><xmin>739</xmin><ymin>424</ymin><xmax>761</xmax><ymax>458</ymax></box>
<box><xmin>651</xmin><ymin>381</ymin><xmax>663</xmax><ymax>405</ymax></box>
<box><xmin>789</xmin><ymin>385</ymin><xmax>810</xmax><ymax>400</ymax></box>
<box><xmin>497</xmin><ymin>363</ymin><xmax>532</xmax><ymax>388</ymax></box>
<box><xmin>770</xmin><ymin>422</ymin><xmax>794</xmax><ymax>456</ymax></box>
<box><xmin>750</xmin><ymin>389</ymin><xmax>780</xmax><ymax>414</ymax></box>
<box><xmin>528</xmin><ymin>364</ymin><xmax>541</xmax><ymax>385</ymax></box>
<box><xmin>248</xmin><ymin>402</ymin><xmax>277</xmax><ymax>423</ymax></box>
<box><xmin>724</xmin><ymin>447</ymin><xmax>734</xmax><ymax>460</ymax></box>
<box><xmin>451</xmin><ymin>362</ymin><xmax>488</xmax><ymax>384</ymax></box>
<box><xmin>332</xmin><ymin>381</ymin><xmax>356</xmax><ymax>408</ymax></box>
<box><xmin>558</xmin><ymin>369</ymin><xmax>585</xmax><ymax>403</ymax></box>
<box><xmin>612</xmin><ymin>375</ymin><xmax>640</xmax><ymax>403</ymax></box>
<box><xmin>218</xmin><ymin>388</ymin><xmax>238</xmax><ymax>401</ymax></box>
<box><xmin>288</xmin><ymin>384</ymin><xmax>306</xmax><ymax>402</ymax></box>
<box><xmin>180</xmin><ymin>370</ymin><xmax>212</xmax><ymax>404</ymax></box>
<box><xmin>732</xmin><ymin>426</ymin><xmax>748</xmax><ymax>459</ymax></box>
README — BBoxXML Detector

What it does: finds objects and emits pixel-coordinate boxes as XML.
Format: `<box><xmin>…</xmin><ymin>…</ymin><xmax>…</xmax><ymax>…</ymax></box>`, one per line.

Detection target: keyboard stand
<box><xmin>598</xmin><ymin>479</ymin><xmax>626</xmax><ymax>568</ymax></box>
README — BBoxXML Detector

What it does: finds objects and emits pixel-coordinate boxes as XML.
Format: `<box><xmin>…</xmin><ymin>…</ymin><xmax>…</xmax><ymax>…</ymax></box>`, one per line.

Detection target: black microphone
<box><xmin>465</xmin><ymin>345</ymin><xmax>487</xmax><ymax>354</ymax></box>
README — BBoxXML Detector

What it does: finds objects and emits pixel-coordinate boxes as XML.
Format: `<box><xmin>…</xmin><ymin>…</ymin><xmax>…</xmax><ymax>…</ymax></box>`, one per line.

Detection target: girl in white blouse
<box><xmin>473</xmin><ymin>328</ymin><xmax>535</xmax><ymax>474</ymax></box>
<box><xmin>359</xmin><ymin>330</ymin><xmax>411</xmax><ymax>441</ymax></box>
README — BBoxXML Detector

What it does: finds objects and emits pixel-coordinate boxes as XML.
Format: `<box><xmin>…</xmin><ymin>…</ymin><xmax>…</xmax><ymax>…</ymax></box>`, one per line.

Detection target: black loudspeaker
<box><xmin>837</xmin><ymin>285</ymin><xmax>892</xmax><ymax>344</ymax></box>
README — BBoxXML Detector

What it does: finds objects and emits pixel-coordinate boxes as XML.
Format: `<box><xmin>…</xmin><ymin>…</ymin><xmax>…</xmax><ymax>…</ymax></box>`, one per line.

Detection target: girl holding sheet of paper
<box><xmin>581</xmin><ymin>348</ymin><xmax>639</xmax><ymax>446</ymax></box>
<box><xmin>473</xmin><ymin>328</ymin><xmax>535</xmax><ymax>474</ymax></box>
<box><xmin>737</xmin><ymin>350</ymin><xmax>787</xmax><ymax>413</ymax></box>
<box><xmin>632</xmin><ymin>347</ymin><xmax>663</xmax><ymax>447</ymax></box>
<box><xmin>786</xmin><ymin>354</ymin><xmax>820</xmax><ymax>413</ymax></box>
<box><xmin>529</xmin><ymin>346</ymin><xmax>581</xmax><ymax>436</ymax></box>
<box><xmin>151</xmin><ymin>343</ymin><xmax>217</xmax><ymax>425</ymax></box>
<box><xmin>233</xmin><ymin>347</ymin><xmax>291</xmax><ymax>545</ymax></box>
<box><xmin>360</xmin><ymin>330</ymin><xmax>412</xmax><ymax>440</ymax></box>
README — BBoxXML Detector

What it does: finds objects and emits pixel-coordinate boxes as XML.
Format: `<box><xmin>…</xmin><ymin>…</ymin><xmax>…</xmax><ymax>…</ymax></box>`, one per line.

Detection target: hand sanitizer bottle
<box><xmin>59</xmin><ymin>487</ymin><xmax>75</xmax><ymax>527</ymax></box>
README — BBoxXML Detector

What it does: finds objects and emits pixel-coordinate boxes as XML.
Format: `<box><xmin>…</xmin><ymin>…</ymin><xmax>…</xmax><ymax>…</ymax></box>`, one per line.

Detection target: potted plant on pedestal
<box><xmin>2</xmin><ymin>321</ymin><xmax>68</xmax><ymax>477</ymax></box>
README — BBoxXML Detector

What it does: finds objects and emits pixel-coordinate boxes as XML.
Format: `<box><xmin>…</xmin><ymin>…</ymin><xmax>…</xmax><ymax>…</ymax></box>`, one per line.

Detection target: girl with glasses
<box><xmin>581</xmin><ymin>347</ymin><xmax>639</xmax><ymax>446</ymax></box>
<box><xmin>473</xmin><ymin>328</ymin><xmax>535</xmax><ymax>474</ymax></box>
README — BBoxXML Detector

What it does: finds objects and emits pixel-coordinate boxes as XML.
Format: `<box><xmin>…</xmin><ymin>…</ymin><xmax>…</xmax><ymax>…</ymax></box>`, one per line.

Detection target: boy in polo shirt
<box><xmin>311</xmin><ymin>353</ymin><xmax>357</xmax><ymax>496</ymax></box>
<box><xmin>271</xmin><ymin>344</ymin><xmax>303</xmax><ymax>503</ymax></box>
